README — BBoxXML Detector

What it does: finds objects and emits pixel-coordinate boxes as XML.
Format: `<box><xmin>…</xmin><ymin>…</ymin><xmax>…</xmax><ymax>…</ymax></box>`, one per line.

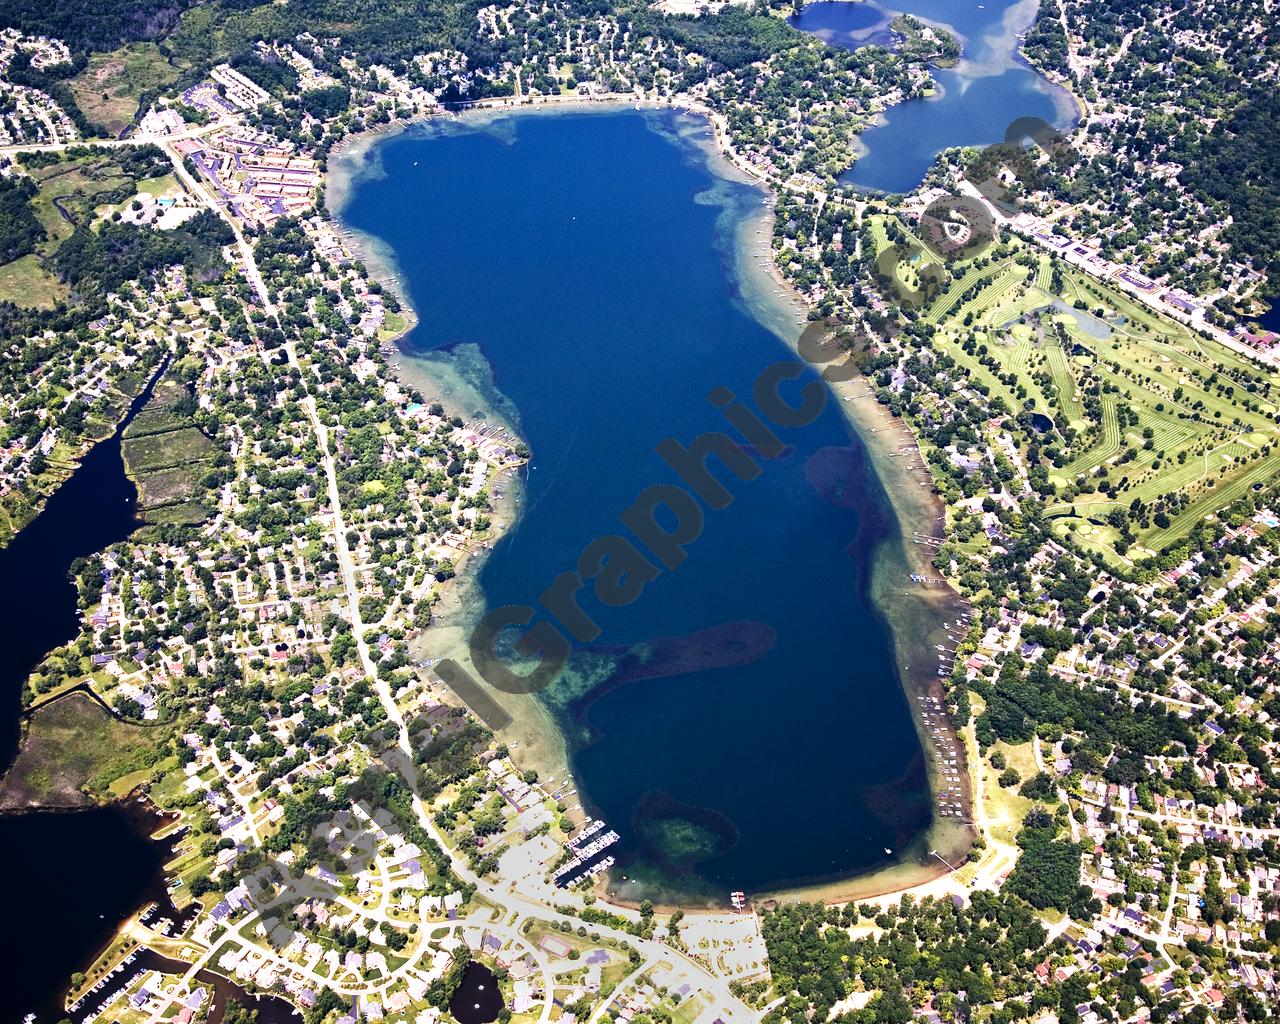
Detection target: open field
<box><xmin>136</xmin><ymin>172</ymin><xmax>180</xmax><ymax>197</ymax></box>
<box><xmin>31</xmin><ymin>151</ymin><xmax>172</xmax><ymax>243</ymax></box>
<box><xmin>29</xmin><ymin>159</ymin><xmax>134</xmax><ymax>250</ymax></box>
<box><xmin>124</xmin><ymin>424</ymin><xmax>217</xmax><ymax>472</ymax></box>
<box><xmin>0</xmin><ymin>251</ymin><xmax>68</xmax><ymax>308</ymax></box>
<box><xmin>68</xmin><ymin>43</ymin><xmax>178</xmax><ymax>138</ymax></box>
<box><xmin>122</xmin><ymin>375</ymin><xmax>217</xmax><ymax>523</ymax></box>
<box><xmin>867</xmin><ymin>214</ymin><xmax>1280</xmax><ymax>563</ymax></box>
<box><xmin>0</xmin><ymin>692</ymin><xmax>162</xmax><ymax>810</ymax></box>
<box><xmin>0</xmin><ymin>150</ymin><xmax>173</xmax><ymax>307</ymax></box>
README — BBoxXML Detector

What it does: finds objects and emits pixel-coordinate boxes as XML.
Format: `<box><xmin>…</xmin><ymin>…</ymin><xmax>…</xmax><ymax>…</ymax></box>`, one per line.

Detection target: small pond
<box><xmin>1048</xmin><ymin>298</ymin><xmax>1112</xmax><ymax>340</ymax></box>
<box><xmin>449</xmin><ymin>962</ymin><xmax>505</xmax><ymax>1024</ymax></box>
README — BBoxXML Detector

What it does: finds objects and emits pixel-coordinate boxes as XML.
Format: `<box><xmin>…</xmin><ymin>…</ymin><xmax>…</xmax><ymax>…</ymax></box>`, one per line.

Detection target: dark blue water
<box><xmin>0</xmin><ymin>362</ymin><xmax>176</xmax><ymax>1021</ymax></box>
<box><xmin>793</xmin><ymin>0</ymin><xmax>1078</xmax><ymax>192</ymax></box>
<box><xmin>449</xmin><ymin>962</ymin><xmax>504</xmax><ymax>1024</ymax></box>
<box><xmin>340</xmin><ymin>111</ymin><xmax>929</xmax><ymax>898</ymax></box>
<box><xmin>1258</xmin><ymin>296</ymin><xmax>1280</xmax><ymax>334</ymax></box>
<box><xmin>0</xmin><ymin>360</ymin><xmax>164</xmax><ymax>766</ymax></box>
<box><xmin>9</xmin><ymin>803</ymin><xmax>175</xmax><ymax>1024</ymax></box>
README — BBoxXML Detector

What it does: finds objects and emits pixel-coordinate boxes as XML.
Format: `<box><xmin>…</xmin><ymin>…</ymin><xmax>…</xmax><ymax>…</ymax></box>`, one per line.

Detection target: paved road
<box><xmin>162</xmin><ymin>136</ymin><xmax>763</xmax><ymax>1020</ymax></box>
<box><xmin>0</xmin><ymin>119</ymin><xmax>226</xmax><ymax>158</ymax></box>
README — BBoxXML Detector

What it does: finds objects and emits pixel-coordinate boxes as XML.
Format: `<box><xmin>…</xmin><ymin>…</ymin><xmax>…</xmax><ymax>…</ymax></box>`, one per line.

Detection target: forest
<box><xmin>1</xmin><ymin>0</ymin><xmax>190</xmax><ymax>50</ymax></box>
<box><xmin>1022</xmin><ymin>0</ymin><xmax>1070</xmax><ymax>75</ymax></box>
<box><xmin>0</xmin><ymin>176</ymin><xmax>44</xmax><ymax>265</ymax></box>
<box><xmin>762</xmin><ymin>892</ymin><xmax>1053</xmax><ymax>1024</ymax></box>
<box><xmin>52</xmin><ymin>221</ymin><xmax>194</xmax><ymax>305</ymax></box>
<box><xmin>639</xmin><ymin>5</ymin><xmax>804</xmax><ymax>69</ymax></box>
<box><xmin>1175</xmin><ymin>88</ymin><xmax>1280</xmax><ymax>289</ymax></box>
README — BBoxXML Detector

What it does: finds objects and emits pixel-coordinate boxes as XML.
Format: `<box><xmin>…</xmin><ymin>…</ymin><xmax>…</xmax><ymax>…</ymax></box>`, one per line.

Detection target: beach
<box><xmin>690</xmin><ymin>123</ymin><xmax>978</xmax><ymax>904</ymax></box>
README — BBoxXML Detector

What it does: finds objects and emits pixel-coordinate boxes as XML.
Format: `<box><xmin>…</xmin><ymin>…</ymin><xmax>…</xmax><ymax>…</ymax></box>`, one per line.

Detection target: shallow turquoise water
<box><xmin>339</xmin><ymin>110</ymin><xmax>930</xmax><ymax>898</ymax></box>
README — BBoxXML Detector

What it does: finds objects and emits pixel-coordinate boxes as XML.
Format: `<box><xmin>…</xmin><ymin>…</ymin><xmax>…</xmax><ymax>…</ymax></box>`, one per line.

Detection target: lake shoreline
<box><xmin>799</xmin><ymin>0</ymin><xmax>1081</xmax><ymax>192</ymax></box>
<box><xmin>327</xmin><ymin>99</ymin><xmax>975</xmax><ymax>909</ymax></box>
<box><xmin>681</xmin><ymin>106</ymin><xmax>979</xmax><ymax>904</ymax></box>
<box><xmin>329</xmin><ymin>127</ymin><xmax>580</xmax><ymax>811</ymax></box>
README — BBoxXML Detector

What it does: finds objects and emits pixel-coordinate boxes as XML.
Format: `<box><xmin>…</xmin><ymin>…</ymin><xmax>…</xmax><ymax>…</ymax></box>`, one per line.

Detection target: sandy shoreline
<box><xmin>700</xmin><ymin>132</ymin><xmax>977</xmax><ymax>905</ymax></box>
<box><xmin>326</xmin><ymin>118</ymin><xmax>582</xmax><ymax>802</ymax></box>
<box><xmin>326</xmin><ymin>96</ymin><xmax>977</xmax><ymax>909</ymax></box>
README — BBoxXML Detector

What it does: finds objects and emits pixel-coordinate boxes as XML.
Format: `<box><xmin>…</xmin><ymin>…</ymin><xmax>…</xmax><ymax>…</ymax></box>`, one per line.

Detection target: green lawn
<box><xmin>137</xmin><ymin>173</ymin><xmax>180</xmax><ymax>197</ymax></box>
<box><xmin>0</xmin><ymin>253</ymin><xmax>68</xmax><ymax>308</ymax></box>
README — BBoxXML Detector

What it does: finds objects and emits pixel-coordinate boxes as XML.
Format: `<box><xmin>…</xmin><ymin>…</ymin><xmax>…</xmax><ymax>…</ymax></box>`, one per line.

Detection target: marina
<box><xmin>554</xmin><ymin>819</ymin><xmax>622</xmax><ymax>887</ymax></box>
<box><xmin>62</xmin><ymin>945</ymin><xmax>300</xmax><ymax>1024</ymax></box>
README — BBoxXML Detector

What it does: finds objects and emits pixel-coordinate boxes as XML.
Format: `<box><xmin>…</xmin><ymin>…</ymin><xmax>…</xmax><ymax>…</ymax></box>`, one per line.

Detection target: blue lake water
<box><xmin>791</xmin><ymin>0</ymin><xmax>1079</xmax><ymax>192</ymax></box>
<box><xmin>339</xmin><ymin>111</ymin><xmax>931</xmax><ymax>898</ymax></box>
<box><xmin>788</xmin><ymin>1</ymin><xmax>890</xmax><ymax>47</ymax></box>
<box><xmin>1258</xmin><ymin>296</ymin><xmax>1280</xmax><ymax>334</ymax></box>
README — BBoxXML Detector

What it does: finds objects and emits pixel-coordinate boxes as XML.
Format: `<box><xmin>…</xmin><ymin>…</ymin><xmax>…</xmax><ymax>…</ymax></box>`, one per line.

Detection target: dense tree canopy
<box><xmin>0</xmin><ymin>176</ymin><xmax>44</xmax><ymax>264</ymax></box>
<box><xmin>1176</xmin><ymin>88</ymin><xmax>1280</xmax><ymax>284</ymax></box>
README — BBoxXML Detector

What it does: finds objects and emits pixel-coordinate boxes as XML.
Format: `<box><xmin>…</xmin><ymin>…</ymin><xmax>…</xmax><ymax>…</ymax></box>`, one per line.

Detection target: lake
<box><xmin>1258</xmin><ymin>295</ymin><xmax>1280</xmax><ymax>335</ymax></box>
<box><xmin>9</xmin><ymin>801</ymin><xmax>304</xmax><ymax>1023</ymax></box>
<box><xmin>791</xmin><ymin>0</ymin><xmax>1079</xmax><ymax>192</ymax></box>
<box><xmin>9</xmin><ymin>801</ymin><xmax>180</xmax><ymax>1023</ymax></box>
<box><xmin>788</xmin><ymin>0</ymin><xmax>891</xmax><ymax>47</ymax></box>
<box><xmin>338</xmin><ymin>109</ymin><xmax>932</xmax><ymax>900</ymax></box>
<box><xmin>0</xmin><ymin>363</ymin><xmax>182</xmax><ymax>1019</ymax></box>
<box><xmin>0</xmin><ymin>359</ymin><xmax>164</xmax><ymax>767</ymax></box>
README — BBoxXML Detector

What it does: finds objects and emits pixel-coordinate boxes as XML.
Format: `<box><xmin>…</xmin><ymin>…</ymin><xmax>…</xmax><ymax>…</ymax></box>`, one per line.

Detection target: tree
<box><xmin>223</xmin><ymin>1002</ymin><xmax>259</xmax><ymax>1024</ymax></box>
<box><xmin>1007</xmin><ymin>809</ymin><xmax>1083</xmax><ymax>912</ymax></box>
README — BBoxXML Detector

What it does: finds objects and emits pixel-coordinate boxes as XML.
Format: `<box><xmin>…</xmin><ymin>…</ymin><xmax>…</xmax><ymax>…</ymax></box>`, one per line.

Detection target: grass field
<box><xmin>36</xmin><ymin>153</ymin><xmax>175</xmax><ymax>243</ymax></box>
<box><xmin>125</xmin><ymin>425</ymin><xmax>217</xmax><ymax>472</ymax></box>
<box><xmin>380</xmin><ymin>309</ymin><xmax>410</xmax><ymax>340</ymax></box>
<box><xmin>867</xmin><ymin>213</ymin><xmax>1280</xmax><ymax>562</ymax></box>
<box><xmin>68</xmin><ymin>43</ymin><xmax>178</xmax><ymax>138</ymax></box>
<box><xmin>0</xmin><ymin>151</ymin><xmax>171</xmax><ymax>307</ymax></box>
<box><xmin>122</xmin><ymin>376</ymin><xmax>217</xmax><ymax>523</ymax></box>
<box><xmin>136</xmin><ymin>172</ymin><xmax>180</xmax><ymax>197</ymax></box>
<box><xmin>0</xmin><ymin>692</ymin><xmax>161</xmax><ymax>810</ymax></box>
<box><xmin>0</xmin><ymin>252</ymin><xmax>68</xmax><ymax>308</ymax></box>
